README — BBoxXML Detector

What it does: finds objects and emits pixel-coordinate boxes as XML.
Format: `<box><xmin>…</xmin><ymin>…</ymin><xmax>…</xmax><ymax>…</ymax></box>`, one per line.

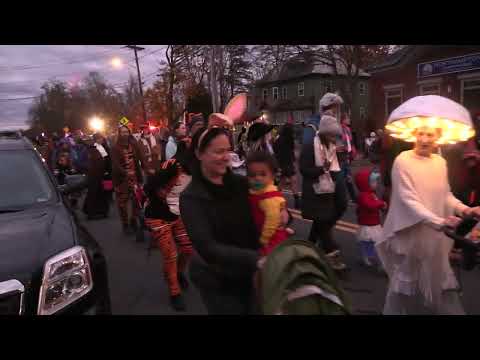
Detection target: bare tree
<box><xmin>294</xmin><ymin>45</ymin><xmax>393</xmax><ymax>112</ymax></box>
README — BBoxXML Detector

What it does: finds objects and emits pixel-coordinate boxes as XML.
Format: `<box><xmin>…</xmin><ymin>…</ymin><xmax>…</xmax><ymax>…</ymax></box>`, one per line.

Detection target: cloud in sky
<box><xmin>0</xmin><ymin>45</ymin><xmax>165</xmax><ymax>130</ymax></box>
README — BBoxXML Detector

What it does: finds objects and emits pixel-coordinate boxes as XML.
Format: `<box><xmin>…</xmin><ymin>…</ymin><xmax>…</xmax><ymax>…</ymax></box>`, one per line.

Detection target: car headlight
<box><xmin>38</xmin><ymin>246</ymin><xmax>93</xmax><ymax>315</ymax></box>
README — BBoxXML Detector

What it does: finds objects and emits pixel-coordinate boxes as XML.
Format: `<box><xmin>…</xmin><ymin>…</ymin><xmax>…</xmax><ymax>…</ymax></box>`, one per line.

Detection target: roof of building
<box><xmin>366</xmin><ymin>46</ymin><xmax>415</xmax><ymax>72</ymax></box>
<box><xmin>256</xmin><ymin>51</ymin><xmax>370</xmax><ymax>86</ymax></box>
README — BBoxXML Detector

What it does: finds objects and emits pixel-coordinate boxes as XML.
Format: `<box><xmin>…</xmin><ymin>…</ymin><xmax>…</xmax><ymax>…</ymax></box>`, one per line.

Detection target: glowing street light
<box><xmin>89</xmin><ymin>116</ymin><xmax>105</xmax><ymax>132</ymax></box>
<box><xmin>110</xmin><ymin>57</ymin><xmax>123</xmax><ymax>69</ymax></box>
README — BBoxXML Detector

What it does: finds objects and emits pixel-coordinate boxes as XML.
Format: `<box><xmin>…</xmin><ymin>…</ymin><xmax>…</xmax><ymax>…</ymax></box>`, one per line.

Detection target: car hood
<box><xmin>0</xmin><ymin>203</ymin><xmax>76</xmax><ymax>281</ymax></box>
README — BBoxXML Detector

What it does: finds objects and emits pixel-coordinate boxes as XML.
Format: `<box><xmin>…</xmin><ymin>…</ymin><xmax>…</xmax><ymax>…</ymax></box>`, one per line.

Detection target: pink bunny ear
<box><xmin>224</xmin><ymin>93</ymin><xmax>248</xmax><ymax>124</ymax></box>
<box><xmin>208</xmin><ymin>113</ymin><xmax>233</xmax><ymax>128</ymax></box>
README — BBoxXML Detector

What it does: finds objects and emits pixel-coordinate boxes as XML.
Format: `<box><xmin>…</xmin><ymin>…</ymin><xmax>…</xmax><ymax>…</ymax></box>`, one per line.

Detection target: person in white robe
<box><xmin>377</xmin><ymin>96</ymin><xmax>480</xmax><ymax>315</ymax></box>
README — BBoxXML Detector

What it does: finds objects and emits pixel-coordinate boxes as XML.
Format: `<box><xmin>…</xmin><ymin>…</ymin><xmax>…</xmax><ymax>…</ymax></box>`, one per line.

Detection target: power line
<box><xmin>0</xmin><ymin>48</ymin><xmax>122</xmax><ymax>72</ymax></box>
<box><xmin>0</xmin><ymin>96</ymin><xmax>40</xmax><ymax>101</ymax></box>
<box><xmin>0</xmin><ymin>47</ymin><xmax>164</xmax><ymax>86</ymax></box>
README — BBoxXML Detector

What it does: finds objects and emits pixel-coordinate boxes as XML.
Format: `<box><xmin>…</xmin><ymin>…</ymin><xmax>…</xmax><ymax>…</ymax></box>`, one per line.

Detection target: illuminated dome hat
<box><xmin>385</xmin><ymin>95</ymin><xmax>474</xmax><ymax>145</ymax></box>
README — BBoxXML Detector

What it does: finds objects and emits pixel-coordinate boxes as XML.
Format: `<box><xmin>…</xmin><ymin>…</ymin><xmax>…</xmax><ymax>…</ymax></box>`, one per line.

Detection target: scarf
<box><xmin>314</xmin><ymin>135</ymin><xmax>340</xmax><ymax>171</ymax></box>
<box><xmin>94</xmin><ymin>143</ymin><xmax>108</xmax><ymax>158</ymax></box>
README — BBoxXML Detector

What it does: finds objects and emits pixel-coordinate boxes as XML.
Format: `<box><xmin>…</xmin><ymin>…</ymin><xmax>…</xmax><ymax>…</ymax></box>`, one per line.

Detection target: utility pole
<box><xmin>210</xmin><ymin>45</ymin><xmax>219</xmax><ymax>113</ymax></box>
<box><xmin>126</xmin><ymin>45</ymin><xmax>147</xmax><ymax>124</ymax></box>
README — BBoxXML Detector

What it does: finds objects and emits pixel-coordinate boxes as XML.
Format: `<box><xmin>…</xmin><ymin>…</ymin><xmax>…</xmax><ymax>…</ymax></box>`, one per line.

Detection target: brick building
<box><xmin>367</xmin><ymin>45</ymin><xmax>480</xmax><ymax>132</ymax></box>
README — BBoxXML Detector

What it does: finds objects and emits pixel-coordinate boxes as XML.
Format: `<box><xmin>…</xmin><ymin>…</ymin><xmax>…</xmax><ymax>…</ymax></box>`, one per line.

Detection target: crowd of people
<box><xmin>31</xmin><ymin>91</ymin><xmax>480</xmax><ymax>315</ymax></box>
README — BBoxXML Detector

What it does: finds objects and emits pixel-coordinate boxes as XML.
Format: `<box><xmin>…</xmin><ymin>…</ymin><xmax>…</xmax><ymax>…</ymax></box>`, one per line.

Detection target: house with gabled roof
<box><xmin>248</xmin><ymin>51</ymin><xmax>371</xmax><ymax>142</ymax></box>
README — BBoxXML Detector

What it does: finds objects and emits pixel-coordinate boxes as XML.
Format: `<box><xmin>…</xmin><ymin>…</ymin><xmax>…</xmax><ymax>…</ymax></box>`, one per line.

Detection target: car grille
<box><xmin>0</xmin><ymin>280</ymin><xmax>24</xmax><ymax>315</ymax></box>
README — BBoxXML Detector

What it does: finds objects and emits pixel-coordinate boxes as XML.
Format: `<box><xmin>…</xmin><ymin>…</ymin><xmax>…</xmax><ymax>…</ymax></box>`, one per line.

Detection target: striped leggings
<box><xmin>115</xmin><ymin>178</ymin><xmax>139</xmax><ymax>227</ymax></box>
<box><xmin>144</xmin><ymin>217</ymin><xmax>193</xmax><ymax>296</ymax></box>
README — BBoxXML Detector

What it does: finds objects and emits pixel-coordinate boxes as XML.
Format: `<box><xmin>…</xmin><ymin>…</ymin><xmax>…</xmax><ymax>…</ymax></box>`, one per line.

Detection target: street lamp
<box><xmin>89</xmin><ymin>116</ymin><xmax>105</xmax><ymax>133</ymax></box>
<box><xmin>110</xmin><ymin>57</ymin><xmax>123</xmax><ymax>69</ymax></box>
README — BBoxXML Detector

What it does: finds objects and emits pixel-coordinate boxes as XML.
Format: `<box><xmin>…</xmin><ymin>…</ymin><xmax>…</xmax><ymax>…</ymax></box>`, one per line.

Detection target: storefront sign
<box><xmin>418</xmin><ymin>53</ymin><xmax>480</xmax><ymax>78</ymax></box>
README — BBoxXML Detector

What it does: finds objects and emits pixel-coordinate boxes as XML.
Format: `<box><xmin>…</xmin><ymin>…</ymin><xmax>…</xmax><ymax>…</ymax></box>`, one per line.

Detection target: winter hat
<box><xmin>317</xmin><ymin>114</ymin><xmax>342</xmax><ymax>136</ymax></box>
<box><xmin>188</xmin><ymin>114</ymin><xmax>205</xmax><ymax>131</ymax></box>
<box><xmin>319</xmin><ymin>93</ymin><xmax>344</xmax><ymax>110</ymax></box>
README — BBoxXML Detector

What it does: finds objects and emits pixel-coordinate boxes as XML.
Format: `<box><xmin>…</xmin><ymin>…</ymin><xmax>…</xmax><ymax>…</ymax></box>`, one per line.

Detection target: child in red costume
<box><xmin>246</xmin><ymin>151</ymin><xmax>292</xmax><ymax>257</ymax></box>
<box><xmin>354</xmin><ymin>167</ymin><xmax>387</xmax><ymax>267</ymax></box>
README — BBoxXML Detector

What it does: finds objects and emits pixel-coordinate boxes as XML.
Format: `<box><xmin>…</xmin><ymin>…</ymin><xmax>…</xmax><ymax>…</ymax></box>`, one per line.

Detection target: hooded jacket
<box><xmin>355</xmin><ymin>168</ymin><xmax>386</xmax><ymax>226</ymax></box>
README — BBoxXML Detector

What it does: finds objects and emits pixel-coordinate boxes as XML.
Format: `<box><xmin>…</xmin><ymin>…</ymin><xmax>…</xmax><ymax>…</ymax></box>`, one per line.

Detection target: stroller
<box><xmin>259</xmin><ymin>239</ymin><xmax>351</xmax><ymax>315</ymax></box>
<box><xmin>444</xmin><ymin>218</ymin><xmax>480</xmax><ymax>271</ymax></box>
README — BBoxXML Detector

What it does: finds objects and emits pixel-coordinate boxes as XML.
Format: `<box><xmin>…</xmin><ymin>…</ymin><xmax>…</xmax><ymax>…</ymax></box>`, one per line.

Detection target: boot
<box><xmin>130</xmin><ymin>218</ymin><xmax>138</xmax><ymax>231</ymax></box>
<box><xmin>170</xmin><ymin>294</ymin><xmax>186</xmax><ymax>312</ymax></box>
<box><xmin>123</xmin><ymin>224</ymin><xmax>134</xmax><ymax>236</ymax></box>
<box><xmin>178</xmin><ymin>272</ymin><xmax>189</xmax><ymax>290</ymax></box>
<box><xmin>293</xmin><ymin>194</ymin><xmax>301</xmax><ymax>209</ymax></box>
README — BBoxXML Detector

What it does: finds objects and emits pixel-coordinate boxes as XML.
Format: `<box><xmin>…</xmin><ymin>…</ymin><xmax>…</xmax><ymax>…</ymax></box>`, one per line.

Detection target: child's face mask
<box><xmin>369</xmin><ymin>171</ymin><xmax>381</xmax><ymax>191</ymax></box>
<box><xmin>250</xmin><ymin>180</ymin><xmax>267</xmax><ymax>191</ymax></box>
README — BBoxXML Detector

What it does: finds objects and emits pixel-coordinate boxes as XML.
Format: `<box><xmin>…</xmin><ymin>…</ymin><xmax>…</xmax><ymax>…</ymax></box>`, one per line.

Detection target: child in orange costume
<box><xmin>247</xmin><ymin>151</ymin><xmax>292</xmax><ymax>257</ymax></box>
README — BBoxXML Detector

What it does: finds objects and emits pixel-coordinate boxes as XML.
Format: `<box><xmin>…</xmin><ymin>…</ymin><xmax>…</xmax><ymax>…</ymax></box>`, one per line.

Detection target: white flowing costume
<box><xmin>376</xmin><ymin>150</ymin><xmax>469</xmax><ymax>315</ymax></box>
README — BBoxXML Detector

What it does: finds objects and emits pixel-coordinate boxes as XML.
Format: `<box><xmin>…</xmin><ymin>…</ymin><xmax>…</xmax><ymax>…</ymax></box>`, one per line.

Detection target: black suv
<box><xmin>0</xmin><ymin>131</ymin><xmax>111</xmax><ymax>315</ymax></box>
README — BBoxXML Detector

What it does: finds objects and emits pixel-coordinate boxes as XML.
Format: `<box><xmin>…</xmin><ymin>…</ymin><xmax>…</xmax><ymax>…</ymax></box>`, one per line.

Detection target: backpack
<box><xmin>260</xmin><ymin>239</ymin><xmax>351</xmax><ymax>315</ymax></box>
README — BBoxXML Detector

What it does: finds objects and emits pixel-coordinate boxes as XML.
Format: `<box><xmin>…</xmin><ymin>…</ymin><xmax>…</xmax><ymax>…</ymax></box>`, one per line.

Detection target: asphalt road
<box><xmin>76</xmin><ymin>155</ymin><xmax>480</xmax><ymax>315</ymax></box>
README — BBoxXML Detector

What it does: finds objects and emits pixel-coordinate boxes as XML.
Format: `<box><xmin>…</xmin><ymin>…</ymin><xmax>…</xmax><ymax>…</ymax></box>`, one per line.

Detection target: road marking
<box><xmin>289</xmin><ymin>208</ymin><xmax>359</xmax><ymax>231</ymax></box>
<box><xmin>290</xmin><ymin>211</ymin><xmax>357</xmax><ymax>234</ymax></box>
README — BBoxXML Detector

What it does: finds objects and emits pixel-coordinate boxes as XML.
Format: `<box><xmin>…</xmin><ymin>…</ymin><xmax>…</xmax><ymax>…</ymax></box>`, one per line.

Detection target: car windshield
<box><xmin>0</xmin><ymin>150</ymin><xmax>55</xmax><ymax>211</ymax></box>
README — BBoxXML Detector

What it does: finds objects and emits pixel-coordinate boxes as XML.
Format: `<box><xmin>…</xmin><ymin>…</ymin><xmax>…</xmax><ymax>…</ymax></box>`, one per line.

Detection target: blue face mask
<box><xmin>250</xmin><ymin>180</ymin><xmax>266</xmax><ymax>191</ymax></box>
<box><xmin>369</xmin><ymin>171</ymin><xmax>381</xmax><ymax>189</ymax></box>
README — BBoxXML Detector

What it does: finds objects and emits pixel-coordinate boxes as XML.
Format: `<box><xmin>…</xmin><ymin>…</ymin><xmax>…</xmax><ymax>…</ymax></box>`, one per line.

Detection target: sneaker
<box><xmin>362</xmin><ymin>257</ymin><xmax>373</xmax><ymax>267</ymax></box>
<box><xmin>178</xmin><ymin>272</ymin><xmax>189</xmax><ymax>290</ymax></box>
<box><xmin>326</xmin><ymin>250</ymin><xmax>348</xmax><ymax>271</ymax></box>
<box><xmin>130</xmin><ymin>219</ymin><xmax>138</xmax><ymax>231</ymax></box>
<box><xmin>170</xmin><ymin>294</ymin><xmax>186</xmax><ymax>312</ymax></box>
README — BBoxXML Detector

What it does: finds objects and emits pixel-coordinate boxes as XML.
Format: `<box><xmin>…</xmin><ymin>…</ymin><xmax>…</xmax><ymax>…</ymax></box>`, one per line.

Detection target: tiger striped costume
<box><xmin>144</xmin><ymin>159</ymin><xmax>194</xmax><ymax>297</ymax></box>
<box><xmin>115</xmin><ymin>144</ymin><xmax>139</xmax><ymax>227</ymax></box>
<box><xmin>144</xmin><ymin>218</ymin><xmax>193</xmax><ymax>296</ymax></box>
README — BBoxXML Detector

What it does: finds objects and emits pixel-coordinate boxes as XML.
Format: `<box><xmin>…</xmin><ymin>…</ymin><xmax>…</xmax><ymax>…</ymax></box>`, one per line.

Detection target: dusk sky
<box><xmin>0</xmin><ymin>45</ymin><xmax>166</xmax><ymax>130</ymax></box>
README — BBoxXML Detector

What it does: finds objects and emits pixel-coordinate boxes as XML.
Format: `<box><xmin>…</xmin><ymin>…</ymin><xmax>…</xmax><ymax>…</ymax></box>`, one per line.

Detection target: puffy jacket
<box><xmin>354</xmin><ymin>168</ymin><xmax>386</xmax><ymax>226</ymax></box>
<box><xmin>302</xmin><ymin>114</ymin><xmax>321</xmax><ymax>145</ymax></box>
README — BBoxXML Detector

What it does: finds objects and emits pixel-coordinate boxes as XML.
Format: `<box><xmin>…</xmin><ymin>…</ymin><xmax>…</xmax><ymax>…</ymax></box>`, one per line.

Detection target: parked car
<box><xmin>0</xmin><ymin>131</ymin><xmax>111</xmax><ymax>315</ymax></box>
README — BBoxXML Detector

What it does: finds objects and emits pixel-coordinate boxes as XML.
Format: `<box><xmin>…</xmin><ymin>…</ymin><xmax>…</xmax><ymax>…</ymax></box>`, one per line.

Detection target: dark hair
<box><xmin>172</xmin><ymin>122</ymin><xmax>184</xmax><ymax>132</ymax></box>
<box><xmin>144</xmin><ymin>162</ymin><xmax>179</xmax><ymax>200</ymax></box>
<box><xmin>322</xmin><ymin>104</ymin><xmax>336</xmax><ymax>112</ymax></box>
<box><xmin>173</xmin><ymin>140</ymin><xmax>193</xmax><ymax>175</ymax></box>
<box><xmin>246</xmin><ymin>151</ymin><xmax>278</xmax><ymax>174</ymax></box>
<box><xmin>191</xmin><ymin>126</ymin><xmax>232</xmax><ymax>155</ymax></box>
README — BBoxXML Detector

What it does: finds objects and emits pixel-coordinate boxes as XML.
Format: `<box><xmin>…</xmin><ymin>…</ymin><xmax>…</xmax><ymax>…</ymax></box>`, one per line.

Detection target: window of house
<box><xmin>359</xmin><ymin>82</ymin><xmax>367</xmax><ymax>96</ymax></box>
<box><xmin>419</xmin><ymin>84</ymin><xmax>440</xmax><ymax>95</ymax></box>
<box><xmin>325</xmin><ymin>80</ymin><xmax>333</xmax><ymax>93</ymax></box>
<box><xmin>359</xmin><ymin>106</ymin><xmax>366</xmax><ymax>120</ymax></box>
<box><xmin>384</xmin><ymin>86</ymin><xmax>403</xmax><ymax>117</ymax></box>
<box><xmin>273</xmin><ymin>87</ymin><xmax>279</xmax><ymax>101</ymax></box>
<box><xmin>462</xmin><ymin>77</ymin><xmax>480</xmax><ymax>110</ymax></box>
<box><xmin>282</xmin><ymin>87</ymin><xmax>287</xmax><ymax>100</ymax></box>
<box><xmin>298</xmin><ymin>82</ymin><xmax>305</xmax><ymax>97</ymax></box>
<box><xmin>262</xmin><ymin>88</ymin><xmax>268</xmax><ymax>100</ymax></box>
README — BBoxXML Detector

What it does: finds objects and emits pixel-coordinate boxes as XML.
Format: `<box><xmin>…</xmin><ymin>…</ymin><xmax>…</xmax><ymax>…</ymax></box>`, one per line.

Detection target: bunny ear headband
<box><xmin>207</xmin><ymin>93</ymin><xmax>249</xmax><ymax>128</ymax></box>
<box><xmin>199</xmin><ymin>93</ymin><xmax>249</xmax><ymax>149</ymax></box>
